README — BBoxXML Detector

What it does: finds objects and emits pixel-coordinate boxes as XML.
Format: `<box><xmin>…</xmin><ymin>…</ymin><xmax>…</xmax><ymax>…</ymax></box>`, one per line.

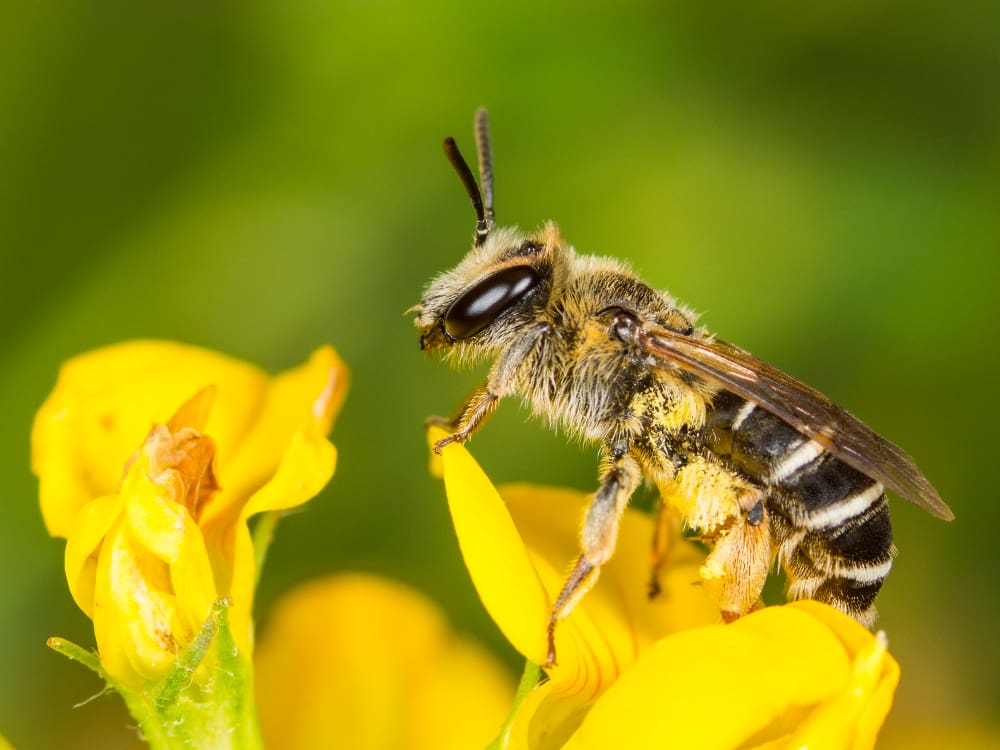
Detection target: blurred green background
<box><xmin>2</xmin><ymin>2</ymin><xmax>998</xmax><ymax>747</ymax></box>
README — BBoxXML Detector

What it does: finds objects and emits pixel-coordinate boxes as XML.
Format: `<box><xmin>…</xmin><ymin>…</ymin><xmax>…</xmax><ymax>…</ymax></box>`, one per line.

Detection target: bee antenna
<box><xmin>443</xmin><ymin>137</ymin><xmax>489</xmax><ymax>246</ymax></box>
<box><xmin>474</xmin><ymin>107</ymin><xmax>495</xmax><ymax>237</ymax></box>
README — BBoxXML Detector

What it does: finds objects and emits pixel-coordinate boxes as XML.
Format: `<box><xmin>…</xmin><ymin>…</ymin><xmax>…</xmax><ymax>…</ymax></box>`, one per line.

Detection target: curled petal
<box><xmin>63</xmin><ymin>494</ymin><xmax>121</xmax><ymax>618</ymax></box>
<box><xmin>93</xmin><ymin>520</ymin><xmax>189</xmax><ymax>686</ymax></box>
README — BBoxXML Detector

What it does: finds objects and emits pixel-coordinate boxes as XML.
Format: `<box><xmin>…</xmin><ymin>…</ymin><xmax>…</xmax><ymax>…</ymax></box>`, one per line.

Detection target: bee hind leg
<box><xmin>545</xmin><ymin>442</ymin><xmax>641</xmax><ymax>667</ymax></box>
<box><xmin>701</xmin><ymin>497</ymin><xmax>774</xmax><ymax>622</ymax></box>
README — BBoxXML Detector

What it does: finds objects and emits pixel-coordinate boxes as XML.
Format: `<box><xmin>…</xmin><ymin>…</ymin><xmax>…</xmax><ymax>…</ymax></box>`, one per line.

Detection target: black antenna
<box><xmin>443</xmin><ymin>137</ymin><xmax>489</xmax><ymax>245</ymax></box>
<box><xmin>474</xmin><ymin>107</ymin><xmax>495</xmax><ymax>237</ymax></box>
<box><xmin>443</xmin><ymin>108</ymin><xmax>496</xmax><ymax>247</ymax></box>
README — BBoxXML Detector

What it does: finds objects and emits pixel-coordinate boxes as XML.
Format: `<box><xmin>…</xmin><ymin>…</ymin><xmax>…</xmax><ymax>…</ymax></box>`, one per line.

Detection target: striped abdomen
<box><xmin>705</xmin><ymin>391</ymin><xmax>894</xmax><ymax>626</ymax></box>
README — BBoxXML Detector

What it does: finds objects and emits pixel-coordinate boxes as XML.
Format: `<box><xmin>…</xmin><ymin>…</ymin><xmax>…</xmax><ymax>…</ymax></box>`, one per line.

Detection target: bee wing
<box><xmin>640</xmin><ymin>326</ymin><xmax>953</xmax><ymax>521</ymax></box>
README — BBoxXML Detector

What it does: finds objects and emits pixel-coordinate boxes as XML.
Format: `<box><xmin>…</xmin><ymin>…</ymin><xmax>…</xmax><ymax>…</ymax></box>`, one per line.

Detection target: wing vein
<box><xmin>638</xmin><ymin>326</ymin><xmax>953</xmax><ymax>521</ymax></box>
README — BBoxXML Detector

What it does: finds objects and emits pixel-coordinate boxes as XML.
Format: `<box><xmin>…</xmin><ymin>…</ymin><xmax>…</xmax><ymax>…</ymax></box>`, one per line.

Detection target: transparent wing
<box><xmin>640</xmin><ymin>326</ymin><xmax>953</xmax><ymax>520</ymax></box>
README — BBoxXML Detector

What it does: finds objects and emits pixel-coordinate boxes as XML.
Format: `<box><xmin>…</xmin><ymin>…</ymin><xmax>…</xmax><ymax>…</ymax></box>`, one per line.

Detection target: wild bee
<box><xmin>413</xmin><ymin>109</ymin><xmax>953</xmax><ymax>666</ymax></box>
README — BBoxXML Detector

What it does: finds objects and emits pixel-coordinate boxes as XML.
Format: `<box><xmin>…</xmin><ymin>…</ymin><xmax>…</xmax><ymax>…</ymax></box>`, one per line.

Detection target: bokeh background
<box><xmin>3</xmin><ymin>3</ymin><xmax>998</xmax><ymax>747</ymax></box>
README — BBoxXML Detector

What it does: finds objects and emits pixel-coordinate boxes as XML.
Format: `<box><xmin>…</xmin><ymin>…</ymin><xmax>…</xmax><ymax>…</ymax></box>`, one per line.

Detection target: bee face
<box><xmin>419</xmin><ymin>109</ymin><xmax>951</xmax><ymax>668</ymax></box>
<box><xmin>415</xmin><ymin>226</ymin><xmax>560</xmax><ymax>355</ymax></box>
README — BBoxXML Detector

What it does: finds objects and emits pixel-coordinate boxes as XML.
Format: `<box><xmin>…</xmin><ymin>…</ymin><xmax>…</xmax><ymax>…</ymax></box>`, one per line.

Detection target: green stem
<box><xmin>153</xmin><ymin>599</ymin><xmax>222</xmax><ymax>710</ymax></box>
<box><xmin>51</xmin><ymin>600</ymin><xmax>265</xmax><ymax>750</ymax></box>
<box><xmin>251</xmin><ymin>510</ymin><xmax>282</xmax><ymax>589</ymax></box>
<box><xmin>213</xmin><ymin>599</ymin><xmax>266</xmax><ymax>749</ymax></box>
<box><xmin>487</xmin><ymin>659</ymin><xmax>543</xmax><ymax>750</ymax></box>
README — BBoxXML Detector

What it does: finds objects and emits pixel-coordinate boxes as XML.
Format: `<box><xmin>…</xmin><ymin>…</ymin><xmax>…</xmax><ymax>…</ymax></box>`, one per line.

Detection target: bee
<box><xmin>413</xmin><ymin>109</ymin><xmax>953</xmax><ymax>666</ymax></box>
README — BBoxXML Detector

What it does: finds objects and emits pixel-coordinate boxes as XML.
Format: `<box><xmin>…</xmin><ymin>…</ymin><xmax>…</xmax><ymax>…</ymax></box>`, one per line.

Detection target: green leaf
<box><xmin>46</xmin><ymin>637</ymin><xmax>104</xmax><ymax>678</ymax></box>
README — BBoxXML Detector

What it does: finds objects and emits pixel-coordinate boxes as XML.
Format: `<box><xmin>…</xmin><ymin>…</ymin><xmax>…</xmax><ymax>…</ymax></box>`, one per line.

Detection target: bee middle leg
<box><xmin>648</xmin><ymin>498</ymin><xmax>681</xmax><ymax>599</ymax></box>
<box><xmin>546</xmin><ymin>440</ymin><xmax>641</xmax><ymax>667</ymax></box>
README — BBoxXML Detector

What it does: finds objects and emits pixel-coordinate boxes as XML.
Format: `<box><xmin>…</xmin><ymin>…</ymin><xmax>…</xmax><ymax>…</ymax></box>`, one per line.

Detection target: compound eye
<box><xmin>444</xmin><ymin>266</ymin><xmax>541</xmax><ymax>339</ymax></box>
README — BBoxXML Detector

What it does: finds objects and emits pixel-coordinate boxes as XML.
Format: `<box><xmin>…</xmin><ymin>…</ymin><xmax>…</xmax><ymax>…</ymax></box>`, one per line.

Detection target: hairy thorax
<box><xmin>519</xmin><ymin>270</ymin><xmax>710</xmax><ymax>449</ymax></box>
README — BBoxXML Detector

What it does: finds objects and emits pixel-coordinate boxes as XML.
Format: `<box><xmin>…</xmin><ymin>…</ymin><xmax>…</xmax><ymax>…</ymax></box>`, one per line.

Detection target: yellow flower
<box><xmin>255</xmin><ymin>573</ymin><xmax>515</xmax><ymax>750</ymax></box>
<box><xmin>32</xmin><ymin>341</ymin><xmax>347</xmax><ymax>687</ymax></box>
<box><xmin>431</xmin><ymin>428</ymin><xmax>900</xmax><ymax>750</ymax></box>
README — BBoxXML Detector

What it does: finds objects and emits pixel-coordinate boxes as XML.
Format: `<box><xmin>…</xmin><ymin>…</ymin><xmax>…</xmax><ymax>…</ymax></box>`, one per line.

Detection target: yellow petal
<box><xmin>121</xmin><ymin>454</ymin><xmax>189</xmax><ymax>563</ymax></box>
<box><xmin>166</xmin><ymin>515</ymin><xmax>220</xmax><ymax>642</ymax></box>
<box><xmin>165</xmin><ymin>384</ymin><xmax>216</xmax><ymax>433</ymax></box>
<box><xmin>433</xmin><ymin>429</ymin><xmax>552</xmax><ymax>665</ymax></box>
<box><xmin>32</xmin><ymin>341</ymin><xmax>269</xmax><ymax>538</ymax></box>
<box><xmin>63</xmin><ymin>494</ymin><xmax>122</xmax><ymax>618</ymax></box>
<box><xmin>93</xmin><ymin>519</ymin><xmax>194</xmax><ymax>687</ymax></box>
<box><xmin>207</xmin><ymin>345</ymin><xmax>347</xmax><ymax>514</ymax></box>
<box><xmin>224</xmin><ymin>523</ymin><xmax>258</xmax><ymax>653</ymax></box>
<box><xmin>241</xmin><ymin>431</ymin><xmax>337</xmax><ymax>519</ymax></box>
<box><xmin>782</xmin><ymin>601</ymin><xmax>899</xmax><ymax>750</ymax></box>
<box><xmin>255</xmin><ymin>574</ymin><xmax>514</xmax><ymax>750</ymax></box>
<box><xmin>560</xmin><ymin>604</ymin><xmax>894</xmax><ymax>750</ymax></box>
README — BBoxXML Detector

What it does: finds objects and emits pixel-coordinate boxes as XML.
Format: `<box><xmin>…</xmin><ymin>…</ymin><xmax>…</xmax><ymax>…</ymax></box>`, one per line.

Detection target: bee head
<box><xmin>415</xmin><ymin>226</ymin><xmax>559</xmax><ymax>354</ymax></box>
<box><xmin>413</xmin><ymin>109</ymin><xmax>559</xmax><ymax>356</ymax></box>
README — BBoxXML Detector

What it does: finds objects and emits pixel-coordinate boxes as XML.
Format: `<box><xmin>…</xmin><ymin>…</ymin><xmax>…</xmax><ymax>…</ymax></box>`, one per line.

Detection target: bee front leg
<box><xmin>546</xmin><ymin>441</ymin><xmax>641</xmax><ymax>667</ymax></box>
<box><xmin>428</xmin><ymin>382</ymin><xmax>500</xmax><ymax>454</ymax></box>
<box><xmin>430</xmin><ymin>322</ymin><xmax>550</xmax><ymax>454</ymax></box>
